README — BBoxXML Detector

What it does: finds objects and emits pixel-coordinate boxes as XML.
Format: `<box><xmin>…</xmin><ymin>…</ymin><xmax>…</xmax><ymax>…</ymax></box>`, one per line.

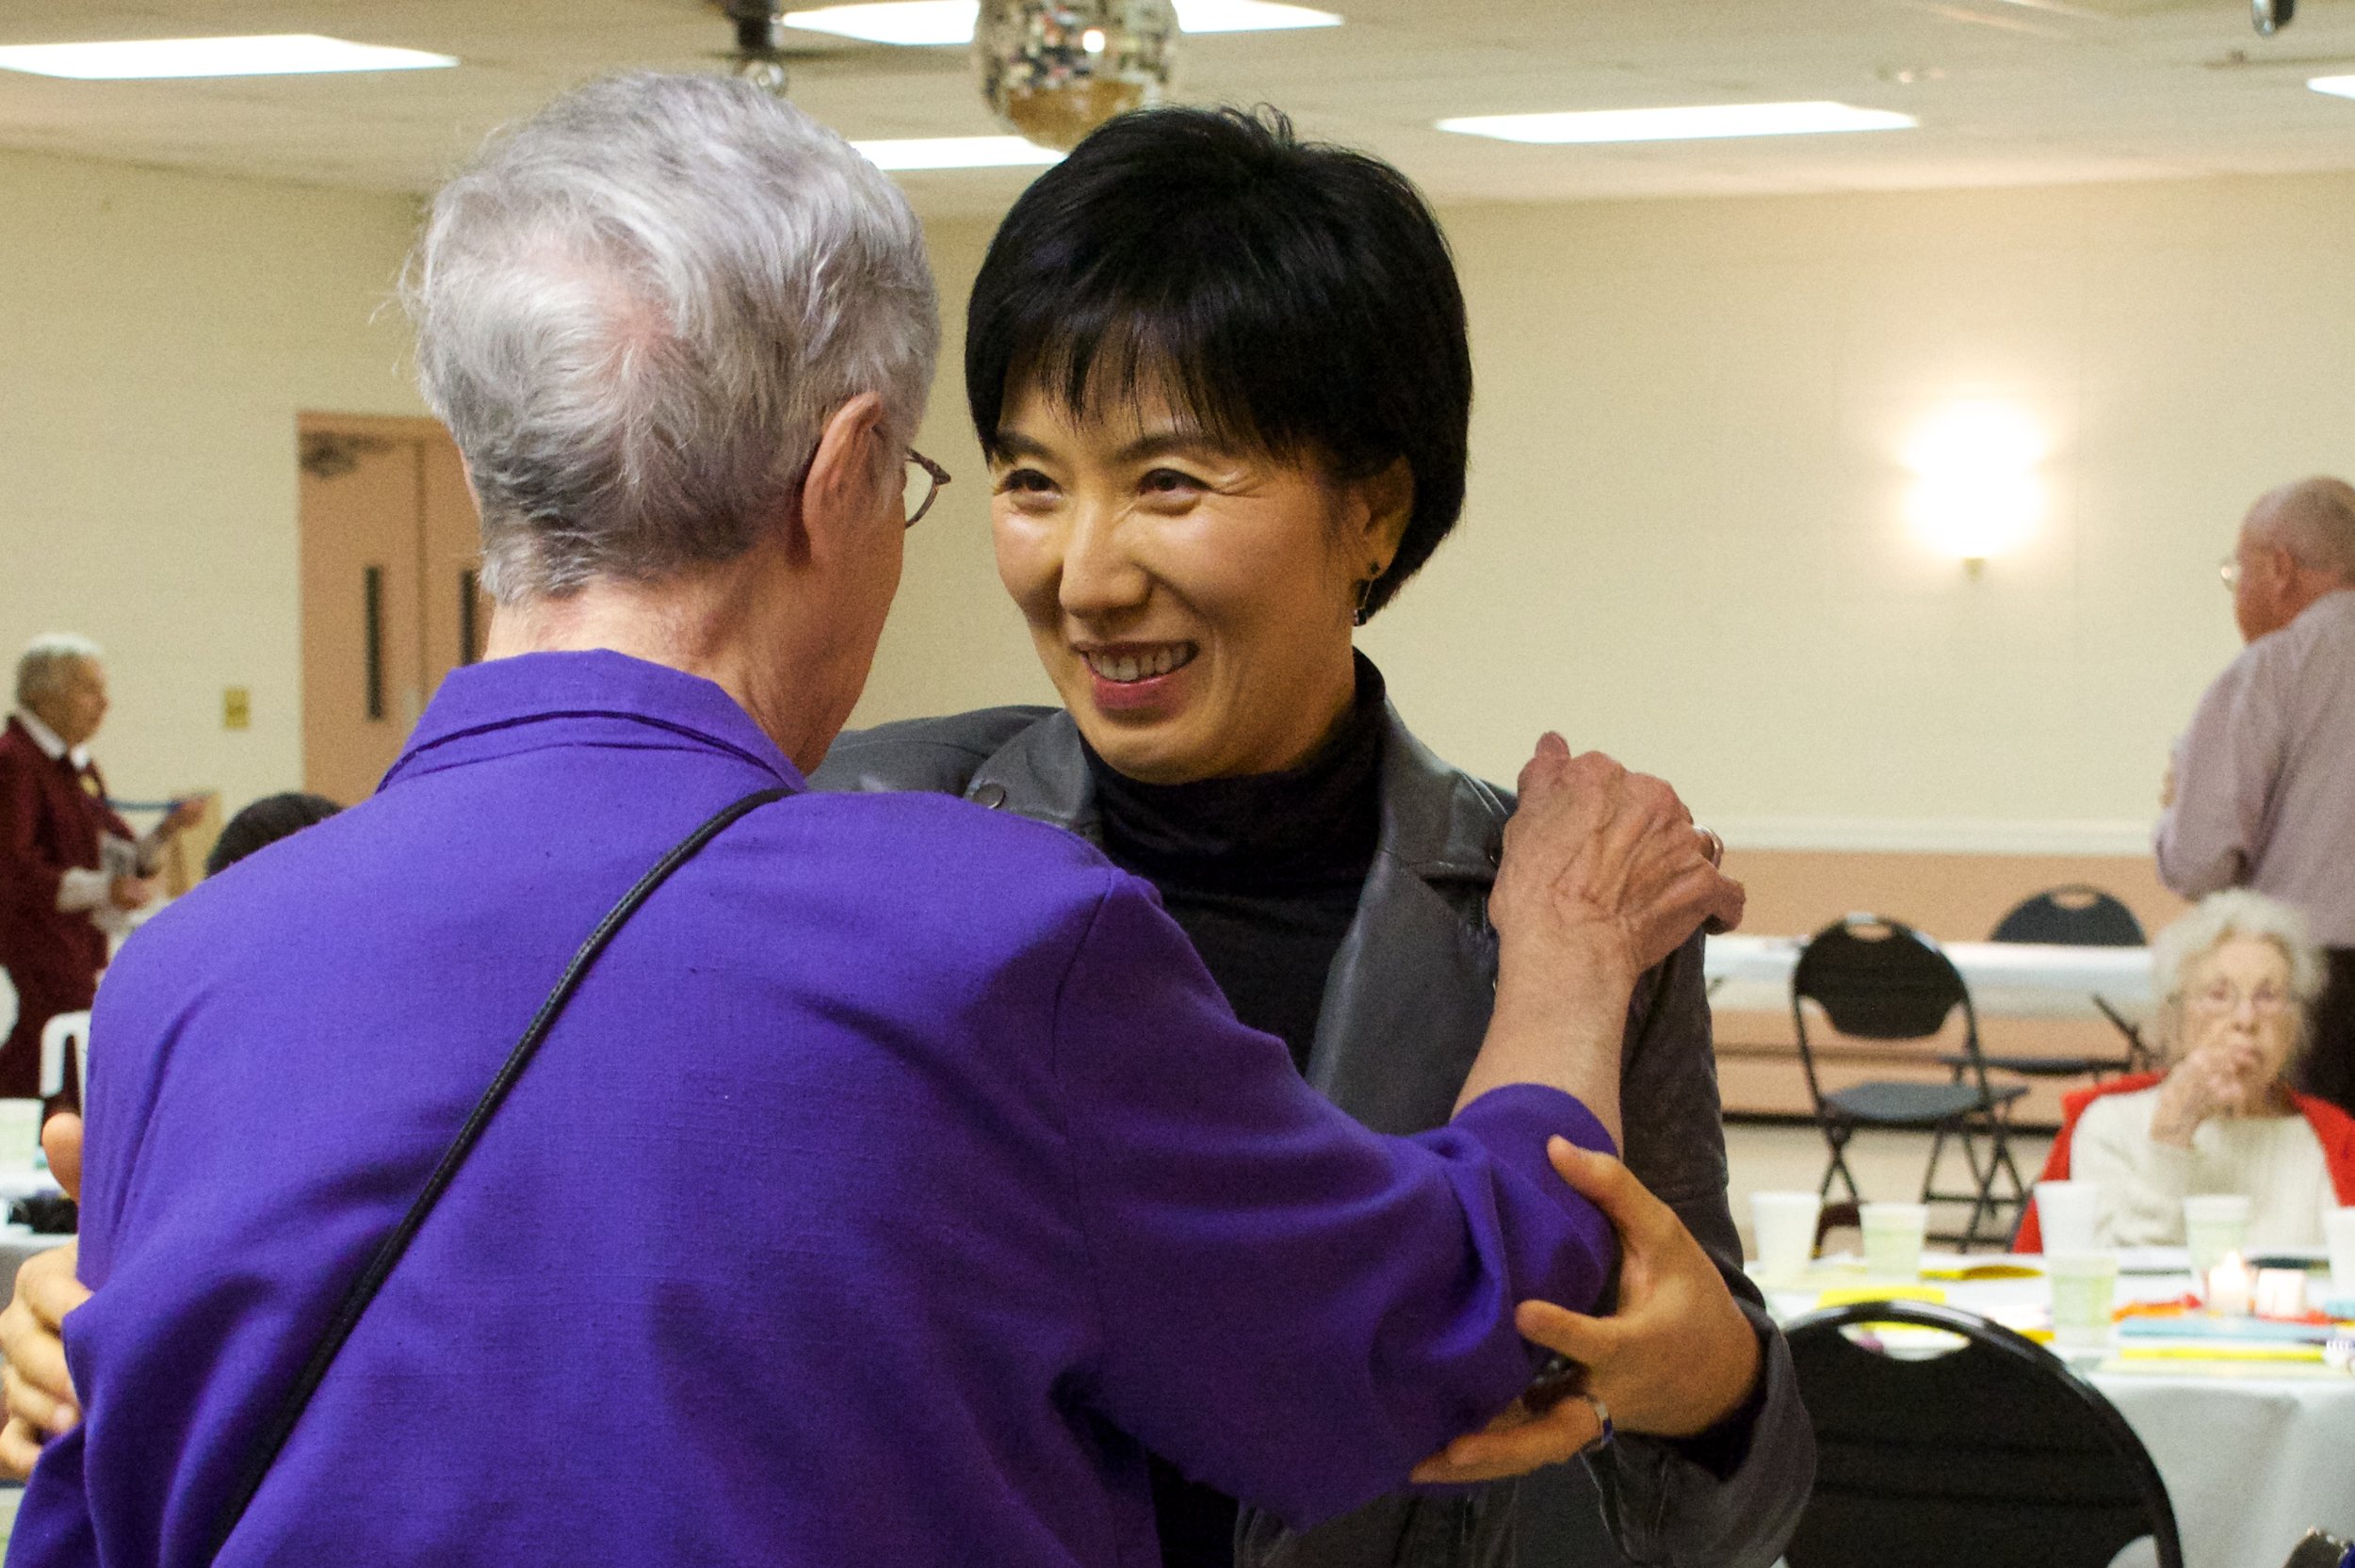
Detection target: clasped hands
<box><xmin>1408</xmin><ymin>1138</ymin><xmax>1762</xmax><ymax>1485</ymax></box>
<box><xmin>1418</xmin><ymin>736</ymin><xmax>1757</xmax><ymax>1482</ymax></box>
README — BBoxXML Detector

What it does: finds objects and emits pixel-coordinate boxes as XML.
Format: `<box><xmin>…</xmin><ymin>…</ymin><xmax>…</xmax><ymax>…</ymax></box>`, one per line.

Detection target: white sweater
<box><xmin>2071</xmin><ymin>1086</ymin><xmax>2333</xmax><ymax>1250</ymax></box>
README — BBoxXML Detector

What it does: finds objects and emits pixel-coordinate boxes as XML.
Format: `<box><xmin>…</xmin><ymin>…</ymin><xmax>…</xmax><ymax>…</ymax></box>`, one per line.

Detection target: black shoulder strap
<box><xmin>210</xmin><ymin>784</ymin><xmax>793</xmax><ymax>1558</ymax></box>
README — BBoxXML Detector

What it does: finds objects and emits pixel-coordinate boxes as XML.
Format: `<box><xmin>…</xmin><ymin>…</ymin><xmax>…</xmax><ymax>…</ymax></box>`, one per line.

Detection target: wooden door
<box><xmin>297</xmin><ymin>414</ymin><xmax>486</xmax><ymax>805</ymax></box>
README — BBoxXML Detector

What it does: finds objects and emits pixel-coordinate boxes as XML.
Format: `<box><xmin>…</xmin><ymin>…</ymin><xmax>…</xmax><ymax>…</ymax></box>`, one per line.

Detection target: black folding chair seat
<box><xmin>1793</xmin><ymin>915</ymin><xmax>2029</xmax><ymax>1249</ymax></box>
<box><xmin>1785</xmin><ymin>1301</ymin><xmax>2182</xmax><ymax>1568</ymax></box>
<box><xmin>1825</xmin><ymin>1078</ymin><xmax>2023</xmax><ymax>1126</ymax></box>
<box><xmin>1940</xmin><ymin>885</ymin><xmax>2151</xmax><ymax>1083</ymax></box>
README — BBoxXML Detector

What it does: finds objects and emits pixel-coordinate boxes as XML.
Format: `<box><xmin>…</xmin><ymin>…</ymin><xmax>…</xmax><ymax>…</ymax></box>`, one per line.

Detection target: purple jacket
<box><xmin>11</xmin><ymin>652</ymin><xmax>1615</xmax><ymax>1568</ymax></box>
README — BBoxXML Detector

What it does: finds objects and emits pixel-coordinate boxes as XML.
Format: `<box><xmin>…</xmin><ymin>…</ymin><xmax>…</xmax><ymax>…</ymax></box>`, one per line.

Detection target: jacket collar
<box><xmin>11</xmin><ymin>707</ymin><xmax>87</xmax><ymax>769</ymax></box>
<box><xmin>382</xmin><ymin>650</ymin><xmax>804</xmax><ymax>791</ymax></box>
<box><xmin>956</xmin><ymin>689</ymin><xmax>1513</xmax><ymax>1132</ymax></box>
<box><xmin>961</xmin><ymin>698</ymin><xmax>1508</xmax><ymax>887</ymax></box>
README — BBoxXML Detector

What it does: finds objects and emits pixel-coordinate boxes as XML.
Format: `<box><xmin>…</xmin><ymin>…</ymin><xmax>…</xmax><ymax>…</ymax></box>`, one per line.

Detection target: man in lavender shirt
<box><xmin>2159</xmin><ymin>477</ymin><xmax>2355</xmax><ymax>1115</ymax></box>
<box><xmin>5</xmin><ymin>75</ymin><xmax>1742</xmax><ymax>1568</ymax></box>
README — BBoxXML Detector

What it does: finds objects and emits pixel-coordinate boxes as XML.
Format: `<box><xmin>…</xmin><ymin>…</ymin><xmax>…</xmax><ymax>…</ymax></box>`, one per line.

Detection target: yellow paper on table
<box><xmin>2117</xmin><ymin>1343</ymin><xmax>2324</xmax><ymax>1364</ymax></box>
<box><xmin>1922</xmin><ymin>1263</ymin><xmax>2042</xmax><ymax>1281</ymax></box>
<box><xmin>1814</xmin><ymin>1285</ymin><xmax>1949</xmax><ymax>1309</ymax></box>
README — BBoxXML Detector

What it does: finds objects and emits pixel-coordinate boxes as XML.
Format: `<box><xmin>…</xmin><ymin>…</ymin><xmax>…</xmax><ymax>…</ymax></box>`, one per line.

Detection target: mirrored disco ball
<box><xmin>975</xmin><ymin>0</ymin><xmax>1178</xmax><ymax>153</ymax></box>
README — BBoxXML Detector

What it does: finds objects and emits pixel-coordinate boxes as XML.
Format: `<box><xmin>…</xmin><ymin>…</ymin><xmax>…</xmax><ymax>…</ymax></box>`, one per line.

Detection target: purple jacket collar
<box><xmin>383</xmin><ymin>650</ymin><xmax>805</xmax><ymax>793</ymax></box>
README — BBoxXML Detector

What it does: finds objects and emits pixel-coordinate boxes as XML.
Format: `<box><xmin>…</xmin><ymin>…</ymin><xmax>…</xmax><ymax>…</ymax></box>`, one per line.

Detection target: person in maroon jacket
<box><xmin>0</xmin><ymin>636</ymin><xmax>202</xmax><ymax>1106</ymax></box>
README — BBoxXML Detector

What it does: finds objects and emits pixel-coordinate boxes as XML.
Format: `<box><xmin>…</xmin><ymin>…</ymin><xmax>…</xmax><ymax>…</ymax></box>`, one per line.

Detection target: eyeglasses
<box><xmin>2186</xmin><ymin>979</ymin><xmax>2291</xmax><ymax>1016</ymax></box>
<box><xmin>2218</xmin><ymin>555</ymin><xmax>2241</xmax><ymax>592</ymax></box>
<box><xmin>903</xmin><ymin>449</ymin><xmax>950</xmax><ymax>528</ymax></box>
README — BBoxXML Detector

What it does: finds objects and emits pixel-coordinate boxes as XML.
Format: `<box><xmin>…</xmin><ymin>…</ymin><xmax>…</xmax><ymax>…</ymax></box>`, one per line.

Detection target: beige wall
<box><xmin>868</xmin><ymin>172</ymin><xmax>2355</xmax><ymax>856</ymax></box>
<box><xmin>1</xmin><ymin>148</ymin><xmax>422</xmax><ymax>819</ymax></box>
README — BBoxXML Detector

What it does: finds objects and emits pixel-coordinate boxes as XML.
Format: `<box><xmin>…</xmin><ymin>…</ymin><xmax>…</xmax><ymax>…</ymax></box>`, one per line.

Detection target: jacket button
<box><xmin>972</xmin><ymin>783</ymin><xmax>1007</xmax><ymax>809</ymax></box>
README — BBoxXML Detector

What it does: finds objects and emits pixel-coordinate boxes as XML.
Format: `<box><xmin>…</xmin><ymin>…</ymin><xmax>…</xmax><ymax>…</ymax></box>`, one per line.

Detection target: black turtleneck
<box><xmin>1082</xmin><ymin>658</ymin><xmax>1386</xmax><ymax>1567</ymax></box>
<box><xmin>1082</xmin><ymin>658</ymin><xmax>1386</xmax><ymax>1078</ymax></box>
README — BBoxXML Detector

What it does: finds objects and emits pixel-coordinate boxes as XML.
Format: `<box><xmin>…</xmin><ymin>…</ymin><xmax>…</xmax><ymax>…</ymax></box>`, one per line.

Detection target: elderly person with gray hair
<box><xmin>2</xmin><ymin>74</ymin><xmax>1741</xmax><ymax>1568</ymax></box>
<box><xmin>2027</xmin><ymin>891</ymin><xmax>2355</xmax><ymax>1253</ymax></box>
<box><xmin>2160</xmin><ymin>476</ymin><xmax>2355</xmax><ymax>1118</ymax></box>
<box><xmin>0</xmin><ymin>635</ymin><xmax>203</xmax><ymax>1104</ymax></box>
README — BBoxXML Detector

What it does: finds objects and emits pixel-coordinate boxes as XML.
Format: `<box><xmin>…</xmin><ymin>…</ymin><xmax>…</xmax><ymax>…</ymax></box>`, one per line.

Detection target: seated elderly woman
<box><xmin>2027</xmin><ymin>890</ymin><xmax>2355</xmax><ymax>1250</ymax></box>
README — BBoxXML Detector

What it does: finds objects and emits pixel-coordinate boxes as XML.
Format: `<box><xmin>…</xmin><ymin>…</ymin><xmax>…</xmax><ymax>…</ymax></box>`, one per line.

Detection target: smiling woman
<box><xmin>815</xmin><ymin>105</ymin><xmax>1810</xmax><ymax>1568</ymax></box>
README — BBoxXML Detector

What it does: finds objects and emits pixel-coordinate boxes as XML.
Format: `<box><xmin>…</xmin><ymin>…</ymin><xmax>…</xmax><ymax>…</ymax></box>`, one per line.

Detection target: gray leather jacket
<box><xmin>814</xmin><ymin>701</ymin><xmax>1813</xmax><ymax>1568</ymax></box>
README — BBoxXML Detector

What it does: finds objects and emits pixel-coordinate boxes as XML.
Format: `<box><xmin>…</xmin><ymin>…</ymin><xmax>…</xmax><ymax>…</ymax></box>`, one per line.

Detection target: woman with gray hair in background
<box><xmin>2024</xmin><ymin>890</ymin><xmax>2355</xmax><ymax>1252</ymax></box>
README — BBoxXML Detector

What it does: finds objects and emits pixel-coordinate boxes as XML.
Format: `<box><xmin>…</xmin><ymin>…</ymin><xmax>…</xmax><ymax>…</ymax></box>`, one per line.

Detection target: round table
<box><xmin>1760</xmin><ymin>1256</ymin><xmax>2355</xmax><ymax>1568</ymax></box>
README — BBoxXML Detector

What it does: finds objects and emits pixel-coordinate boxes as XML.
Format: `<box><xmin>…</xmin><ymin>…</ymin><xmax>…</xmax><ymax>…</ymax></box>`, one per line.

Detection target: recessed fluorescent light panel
<box><xmin>2310</xmin><ymin>74</ymin><xmax>2355</xmax><ymax>100</ymax></box>
<box><xmin>0</xmin><ymin>34</ymin><xmax>457</xmax><ymax>80</ymax></box>
<box><xmin>788</xmin><ymin>3</ymin><xmax>977</xmax><ymax>46</ymax></box>
<box><xmin>1437</xmin><ymin>102</ymin><xmax>1916</xmax><ymax>145</ymax></box>
<box><xmin>852</xmin><ymin>136</ymin><xmax>1064</xmax><ymax>170</ymax></box>
<box><xmin>787</xmin><ymin>0</ymin><xmax>1338</xmax><ymax>45</ymax></box>
<box><xmin>1173</xmin><ymin>1</ymin><xmax>1342</xmax><ymax>31</ymax></box>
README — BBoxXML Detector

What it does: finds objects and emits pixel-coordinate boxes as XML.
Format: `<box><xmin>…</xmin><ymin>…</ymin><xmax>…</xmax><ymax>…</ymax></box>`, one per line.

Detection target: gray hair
<box><xmin>404</xmin><ymin>73</ymin><xmax>940</xmax><ymax>603</ymax></box>
<box><xmin>2248</xmin><ymin>477</ymin><xmax>2355</xmax><ymax>581</ymax></box>
<box><xmin>2149</xmin><ymin>889</ymin><xmax>2330</xmax><ymax>1066</ymax></box>
<box><xmin>16</xmin><ymin>633</ymin><xmax>103</xmax><ymax>706</ymax></box>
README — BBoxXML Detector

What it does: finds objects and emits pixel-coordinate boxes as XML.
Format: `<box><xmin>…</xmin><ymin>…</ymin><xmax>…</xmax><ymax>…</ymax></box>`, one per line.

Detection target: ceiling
<box><xmin>3</xmin><ymin>0</ymin><xmax>2354</xmax><ymax>216</ymax></box>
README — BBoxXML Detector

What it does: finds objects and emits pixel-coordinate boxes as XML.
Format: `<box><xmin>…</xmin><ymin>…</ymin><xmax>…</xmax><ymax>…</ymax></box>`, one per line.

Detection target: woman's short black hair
<box><xmin>966</xmin><ymin>105</ymin><xmax>1471</xmax><ymax>619</ymax></box>
<box><xmin>204</xmin><ymin>792</ymin><xmax>342</xmax><ymax>877</ymax></box>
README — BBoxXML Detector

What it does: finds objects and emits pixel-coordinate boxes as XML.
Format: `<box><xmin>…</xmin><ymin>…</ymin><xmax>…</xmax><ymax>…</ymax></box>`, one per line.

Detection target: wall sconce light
<box><xmin>1903</xmin><ymin>401</ymin><xmax>2045</xmax><ymax>577</ymax></box>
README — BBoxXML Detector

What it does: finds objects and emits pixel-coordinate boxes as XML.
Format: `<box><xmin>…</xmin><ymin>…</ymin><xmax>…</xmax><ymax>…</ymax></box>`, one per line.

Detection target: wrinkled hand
<box><xmin>1</xmin><ymin>1115</ymin><xmax>88</xmax><ymax>1479</ymax></box>
<box><xmin>2151</xmin><ymin>1045</ymin><xmax>2258</xmax><ymax>1147</ymax></box>
<box><xmin>1409</xmin><ymin>1139</ymin><xmax>1762</xmax><ymax>1484</ymax></box>
<box><xmin>1491</xmin><ymin>736</ymin><xmax>1746</xmax><ymax>984</ymax></box>
<box><xmin>106</xmin><ymin>875</ymin><xmax>154</xmax><ymax>913</ymax></box>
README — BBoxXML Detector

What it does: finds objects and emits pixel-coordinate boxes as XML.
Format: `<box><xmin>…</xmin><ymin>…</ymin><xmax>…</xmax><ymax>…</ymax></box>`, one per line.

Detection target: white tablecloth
<box><xmin>1762</xmin><ymin>1258</ymin><xmax>2355</xmax><ymax>1568</ymax></box>
<box><xmin>1707</xmin><ymin>933</ymin><xmax>2153</xmax><ymax>1022</ymax></box>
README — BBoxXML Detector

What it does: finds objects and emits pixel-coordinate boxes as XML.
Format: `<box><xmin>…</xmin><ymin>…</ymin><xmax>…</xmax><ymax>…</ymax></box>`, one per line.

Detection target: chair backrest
<box><xmin>1990</xmin><ymin>885</ymin><xmax>2146</xmax><ymax>947</ymax></box>
<box><xmin>1785</xmin><ymin>1301</ymin><xmax>2182</xmax><ymax>1568</ymax></box>
<box><xmin>40</xmin><ymin>1010</ymin><xmax>89</xmax><ymax>1101</ymax></box>
<box><xmin>1792</xmin><ymin>915</ymin><xmax>1969</xmax><ymax>1041</ymax></box>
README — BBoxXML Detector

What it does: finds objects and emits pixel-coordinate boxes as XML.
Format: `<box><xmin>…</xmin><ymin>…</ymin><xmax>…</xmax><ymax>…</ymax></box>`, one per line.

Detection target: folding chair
<box><xmin>1785</xmin><ymin>1301</ymin><xmax>2182</xmax><ymax>1568</ymax></box>
<box><xmin>1940</xmin><ymin>885</ymin><xmax>2151</xmax><ymax>1082</ymax></box>
<box><xmin>1792</xmin><ymin>915</ymin><xmax>2027</xmax><ymax>1249</ymax></box>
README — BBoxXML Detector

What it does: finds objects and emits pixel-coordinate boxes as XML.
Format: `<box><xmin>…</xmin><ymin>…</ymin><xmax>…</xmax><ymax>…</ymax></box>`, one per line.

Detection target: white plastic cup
<box><xmin>2325</xmin><ymin>1206</ymin><xmax>2355</xmax><ymax>1299</ymax></box>
<box><xmin>0</xmin><ymin>1099</ymin><xmax>41</xmax><ymax>1170</ymax></box>
<box><xmin>2048</xmin><ymin>1251</ymin><xmax>2120</xmax><ymax>1355</ymax></box>
<box><xmin>1860</xmin><ymin>1202</ymin><xmax>1929</xmax><ymax>1280</ymax></box>
<box><xmin>2035</xmin><ymin>1180</ymin><xmax>2101</xmax><ymax>1255</ymax></box>
<box><xmin>1750</xmin><ymin>1191</ymin><xmax>1822</xmax><ymax>1281</ymax></box>
<box><xmin>2184</xmin><ymin>1193</ymin><xmax>2252</xmax><ymax>1276</ymax></box>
